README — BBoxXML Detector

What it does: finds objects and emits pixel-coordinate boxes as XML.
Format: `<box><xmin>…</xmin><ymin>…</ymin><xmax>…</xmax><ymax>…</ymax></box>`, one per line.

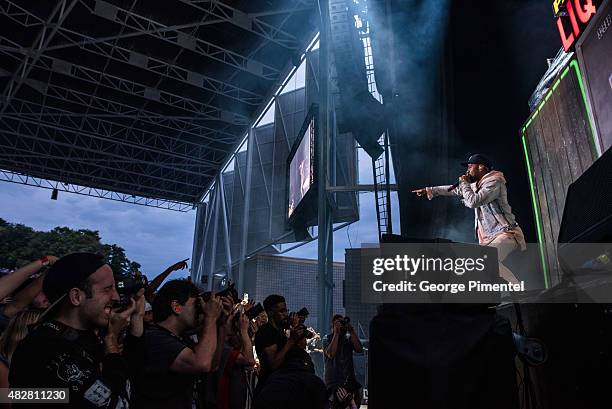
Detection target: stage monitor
<box><xmin>287</xmin><ymin>105</ymin><xmax>318</xmax><ymax>227</ymax></box>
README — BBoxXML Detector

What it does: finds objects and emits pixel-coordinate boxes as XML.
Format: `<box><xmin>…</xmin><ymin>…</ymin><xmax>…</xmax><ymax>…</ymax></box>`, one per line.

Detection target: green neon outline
<box><xmin>521</xmin><ymin>59</ymin><xmax>599</xmax><ymax>289</ymax></box>
<box><xmin>521</xmin><ymin>134</ymin><xmax>550</xmax><ymax>288</ymax></box>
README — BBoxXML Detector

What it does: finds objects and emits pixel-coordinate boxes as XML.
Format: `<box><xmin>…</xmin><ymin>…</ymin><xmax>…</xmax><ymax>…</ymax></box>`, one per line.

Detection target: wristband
<box><xmin>39</xmin><ymin>256</ymin><xmax>50</xmax><ymax>267</ymax></box>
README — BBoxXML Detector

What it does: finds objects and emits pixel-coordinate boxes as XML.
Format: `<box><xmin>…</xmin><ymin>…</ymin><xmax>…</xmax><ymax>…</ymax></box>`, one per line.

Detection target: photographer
<box><xmin>254</xmin><ymin>295</ymin><xmax>301</xmax><ymax>384</ymax></box>
<box><xmin>131</xmin><ymin>279</ymin><xmax>223</xmax><ymax>409</ymax></box>
<box><xmin>204</xmin><ymin>306</ymin><xmax>256</xmax><ymax>409</ymax></box>
<box><xmin>254</xmin><ymin>324</ymin><xmax>327</xmax><ymax>409</ymax></box>
<box><xmin>9</xmin><ymin>253</ymin><xmax>142</xmax><ymax>408</ymax></box>
<box><xmin>323</xmin><ymin>315</ymin><xmax>363</xmax><ymax>406</ymax></box>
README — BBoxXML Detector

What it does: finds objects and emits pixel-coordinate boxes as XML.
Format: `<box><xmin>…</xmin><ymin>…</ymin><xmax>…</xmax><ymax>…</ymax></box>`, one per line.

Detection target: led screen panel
<box><xmin>288</xmin><ymin>120</ymin><xmax>313</xmax><ymax>218</ymax></box>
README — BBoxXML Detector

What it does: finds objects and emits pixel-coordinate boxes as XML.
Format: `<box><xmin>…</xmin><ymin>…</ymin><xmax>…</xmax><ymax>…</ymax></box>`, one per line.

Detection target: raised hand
<box><xmin>169</xmin><ymin>259</ymin><xmax>189</xmax><ymax>272</ymax></box>
<box><xmin>219</xmin><ymin>295</ymin><xmax>233</xmax><ymax>320</ymax></box>
<box><xmin>132</xmin><ymin>288</ymin><xmax>146</xmax><ymax>319</ymax></box>
<box><xmin>289</xmin><ymin>325</ymin><xmax>304</xmax><ymax>343</ymax></box>
<box><xmin>333</xmin><ymin>319</ymin><xmax>342</xmax><ymax>335</ymax></box>
<box><xmin>239</xmin><ymin>312</ymin><xmax>250</xmax><ymax>334</ymax></box>
<box><xmin>201</xmin><ymin>295</ymin><xmax>223</xmax><ymax>323</ymax></box>
<box><xmin>108</xmin><ymin>299</ymin><xmax>137</xmax><ymax>336</ymax></box>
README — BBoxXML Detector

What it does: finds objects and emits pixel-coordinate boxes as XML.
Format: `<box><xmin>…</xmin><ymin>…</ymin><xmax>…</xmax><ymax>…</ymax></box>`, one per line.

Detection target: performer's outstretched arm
<box><xmin>412</xmin><ymin>186</ymin><xmax>460</xmax><ymax>200</ymax></box>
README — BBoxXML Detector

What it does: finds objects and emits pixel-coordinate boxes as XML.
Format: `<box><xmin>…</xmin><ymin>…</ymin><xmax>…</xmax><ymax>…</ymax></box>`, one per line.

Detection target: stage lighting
<box><xmin>51</xmin><ymin>188</ymin><xmax>58</xmax><ymax>200</ymax></box>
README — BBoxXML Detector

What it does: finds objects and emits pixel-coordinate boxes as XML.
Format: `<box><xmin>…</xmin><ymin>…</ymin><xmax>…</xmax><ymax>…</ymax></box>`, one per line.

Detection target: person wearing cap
<box><xmin>412</xmin><ymin>154</ymin><xmax>526</xmax><ymax>284</ymax></box>
<box><xmin>9</xmin><ymin>252</ymin><xmax>145</xmax><ymax>408</ymax></box>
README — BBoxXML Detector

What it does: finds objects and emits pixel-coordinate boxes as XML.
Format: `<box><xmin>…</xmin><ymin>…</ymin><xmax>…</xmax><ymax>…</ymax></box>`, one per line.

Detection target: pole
<box><xmin>238</xmin><ymin>128</ymin><xmax>255</xmax><ymax>296</ymax></box>
<box><xmin>317</xmin><ymin>0</ymin><xmax>334</xmax><ymax>335</ymax></box>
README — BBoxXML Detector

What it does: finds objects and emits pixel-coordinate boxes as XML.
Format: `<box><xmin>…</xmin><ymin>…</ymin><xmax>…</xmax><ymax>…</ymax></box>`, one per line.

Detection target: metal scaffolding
<box><xmin>0</xmin><ymin>0</ymin><xmax>316</xmax><ymax>207</ymax></box>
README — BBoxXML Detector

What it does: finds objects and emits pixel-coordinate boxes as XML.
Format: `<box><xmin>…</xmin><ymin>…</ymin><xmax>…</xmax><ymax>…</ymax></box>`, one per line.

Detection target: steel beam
<box><xmin>0</xmin><ymin>115</ymin><xmax>218</xmax><ymax>172</ymax></box>
<box><xmin>0</xmin><ymin>1</ymin><xmax>45</xmax><ymax>28</ymax></box>
<box><xmin>0</xmin><ymin>0</ymin><xmax>78</xmax><ymax>113</ymax></box>
<box><xmin>48</xmin><ymin>0</ymin><xmax>283</xmax><ymax>81</ymax></box>
<box><xmin>0</xmin><ymin>145</ymin><xmax>206</xmax><ymax>191</ymax></box>
<box><xmin>5</xmin><ymin>98</ymin><xmax>231</xmax><ymax>158</ymax></box>
<box><xmin>0</xmin><ymin>32</ymin><xmax>263</xmax><ymax>106</ymax></box>
<box><xmin>14</xmin><ymin>79</ymin><xmax>241</xmax><ymax>142</ymax></box>
<box><xmin>0</xmin><ymin>157</ymin><xmax>198</xmax><ymax>202</ymax></box>
<box><xmin>326</xmin><ymin>184</ymin><xmax>398</xmax><ymax>192</ymax></box>
<box><xmin>219</xmin><ymin>172</ymin><xmax>233</xmax><ymax>282</ymax></box>
<box><xmin>0</xmin><ymin>50</ymin><xmax>251</xmax><ymax>126</ymax></box>
<box><xmin>0</xmin><ymin>118</ymin><xmax>214</xmax><ymax>179</ymax></box>
<box><xmin>207</xmin><ymin>181</ymin><xmax>221</xmax><ymax>291</ymax></box>
<box><xmin>317</xmin><ymin>0</ymin><xmax>333</xmax><ymax>334</ymax></box>
<box><xmin>5</xmin><ymin>95</ymin><xmax>237</xmax><ymax>146</ymax></box>
<box><xmin>178</xmin><ymin>0</ymin><xmax>300</xmax><ymax>49</ymax></box>
<box><xmin>237</xmin><ymin>127</ymin><xmax>254</xmax><ymax>295</ymax></box>
<box><xmin>2</xmin><ymin>112</ymin><xmax>219</xmax><ymax>167</ymax></box>
<box><xmin>0</xmin><ymin>169</ymin><xmax>193</xmax><ymax>211</ymax></box>
<box><xmin>0</xmin><ymin>140</ymin><xmax>206</xmax><ymax>197</ymax></box>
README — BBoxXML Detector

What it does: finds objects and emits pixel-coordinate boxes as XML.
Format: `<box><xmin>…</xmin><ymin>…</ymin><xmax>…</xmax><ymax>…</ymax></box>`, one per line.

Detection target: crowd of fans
<box><xmin>0</xmin><ymin>253</ymin><xmax>363</xmax><ymax>409</ymax></box>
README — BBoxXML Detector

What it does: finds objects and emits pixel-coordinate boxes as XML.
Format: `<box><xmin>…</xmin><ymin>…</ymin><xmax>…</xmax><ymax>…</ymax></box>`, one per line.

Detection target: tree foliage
<box><xmin>0</xmin><ymin>218</ymin><xmax>140</xmax><ymax>274</ymax></box>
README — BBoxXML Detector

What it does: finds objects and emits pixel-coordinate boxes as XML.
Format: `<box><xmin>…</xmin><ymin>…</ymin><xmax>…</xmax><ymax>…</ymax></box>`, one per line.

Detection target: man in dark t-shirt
<box><xmin>254</xmin><ymin>322</ymin><xmax>287</xmax><ymax>380</ymax></box>
<box><xmin>254</xmin><ymin>294</ymin><xmax>303</xmax><ymax>385</ymax></box>
<box><xmin>9</xmin><ymin>253</ymin><xmax>141</xmax><ymax>409</ymax></box>
<box><xmin>254</xmin><ymin>332</ymin><xmax>327</xmax><ymax>409</ymax></box>
<box><xmin>132</xmin><ymin>323</ymin><xmax>197</xmax><ymax>408</ymax></box>
<box><xmin>131</xmin><ymin>280</ymin><xmax>223</xmax><ymax>409</ymax></box>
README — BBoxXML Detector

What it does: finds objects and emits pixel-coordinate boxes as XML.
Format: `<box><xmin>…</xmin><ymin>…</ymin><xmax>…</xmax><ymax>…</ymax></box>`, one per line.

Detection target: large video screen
<box><xmin>288</xmin><ymin>121</ymin><xmax>313</xmax><ymax>218</ymax></box>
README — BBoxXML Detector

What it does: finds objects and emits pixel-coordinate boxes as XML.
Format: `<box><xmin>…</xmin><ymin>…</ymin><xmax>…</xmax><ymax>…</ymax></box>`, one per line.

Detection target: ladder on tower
<box><xmin>357</xmin><ymin>0</ymin><xmax>393</xmax><ymax>240</ymax></box>
<box><xmin>372</xmin><ymin>133</ymin><xmax>392</xmax><ymax>239</ymax></box>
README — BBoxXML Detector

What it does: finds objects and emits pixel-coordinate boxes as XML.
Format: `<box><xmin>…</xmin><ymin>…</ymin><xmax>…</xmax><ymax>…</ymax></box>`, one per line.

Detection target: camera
<box><xmin>199</xmin><ymin>281</ymin><xmax>239</xmax><ymax>304</ymax></box>
<box><xmin>245</xmin><ymin>302</ymin><xmax>264</xmax><ymax>320</ymax></box>
<box><xmin>340</xmin><ymin>316</ymin><xmax>350</xmax><ymax>330</ymax></box>
<box><xmin>294</xmin><ymin>324</ymin><xmax>314</xmax><ymax>339</ymax></box>
<box><xmin>114</xmin><ymin>273</ymin><xmax>148</xmax><ymax>308</ymax></box>
<box><xmin>304</xmin><ymin>328</ymin><xmax>315</xmax><ymax>339</ymax></box>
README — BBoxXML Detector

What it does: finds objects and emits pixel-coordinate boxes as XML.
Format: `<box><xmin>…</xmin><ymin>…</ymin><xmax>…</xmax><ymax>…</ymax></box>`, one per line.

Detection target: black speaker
<box><xmin>557</xmin><ymin>148</ymin><xmax>612</xmax><ymax>278</ymax></box>
<box><xmin>369</xmin><ymin>234</ymin><xmax>515</xmax><ymax>408</ymax></box>
<box><xmin>558</xmin><ymin>147</ymin><xmax>612</xmax><ymax>244</ymax></box>
<box><xmin>329</xmin><ymin>0</ymin><xmax>385</xmax><ymax>159</ymax></box>
<box><xmin>369</xmin><ymin>305</ymin><xmax>518</xmax><ymax>409</ymax></box>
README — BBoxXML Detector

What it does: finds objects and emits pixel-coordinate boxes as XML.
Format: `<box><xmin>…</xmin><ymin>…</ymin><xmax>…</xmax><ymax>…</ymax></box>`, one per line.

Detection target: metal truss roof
<box><xmin>0</xmin><ymin>0</ymin><xmax>316</xmax><ymax>208</ymax></box>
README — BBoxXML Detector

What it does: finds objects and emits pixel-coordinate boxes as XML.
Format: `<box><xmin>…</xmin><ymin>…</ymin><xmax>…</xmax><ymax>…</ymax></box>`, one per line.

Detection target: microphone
<box><xmin>447</xmin><ymin>172</ymin><xmax>472</xmax><ymax>191</ymax></box>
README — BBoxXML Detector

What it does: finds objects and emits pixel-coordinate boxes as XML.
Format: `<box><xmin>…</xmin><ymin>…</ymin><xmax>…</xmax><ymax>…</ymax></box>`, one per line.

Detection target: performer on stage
<box><xmin>412</xmin><ymin>154</ymin><xmax>526</xmax><ymax>284</ymax></box>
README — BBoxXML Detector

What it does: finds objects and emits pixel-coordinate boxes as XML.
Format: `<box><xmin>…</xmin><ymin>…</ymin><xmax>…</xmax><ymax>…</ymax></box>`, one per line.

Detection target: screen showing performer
<box><xmin>288</xmin><ymin>123</ymin><xmax>312</xmax><ymax>218</ymax></box>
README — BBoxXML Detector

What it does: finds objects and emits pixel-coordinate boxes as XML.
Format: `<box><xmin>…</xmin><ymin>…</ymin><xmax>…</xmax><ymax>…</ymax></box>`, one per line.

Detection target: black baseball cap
<box><xmin>460</xmin><ymin>154</ymin><xmax>492</xmax><ymax>169</ymax></box>
<box><xmin>41</xmin><ymin>253</ymin><xmax>107</xmax><ymax>319</ymax></box>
